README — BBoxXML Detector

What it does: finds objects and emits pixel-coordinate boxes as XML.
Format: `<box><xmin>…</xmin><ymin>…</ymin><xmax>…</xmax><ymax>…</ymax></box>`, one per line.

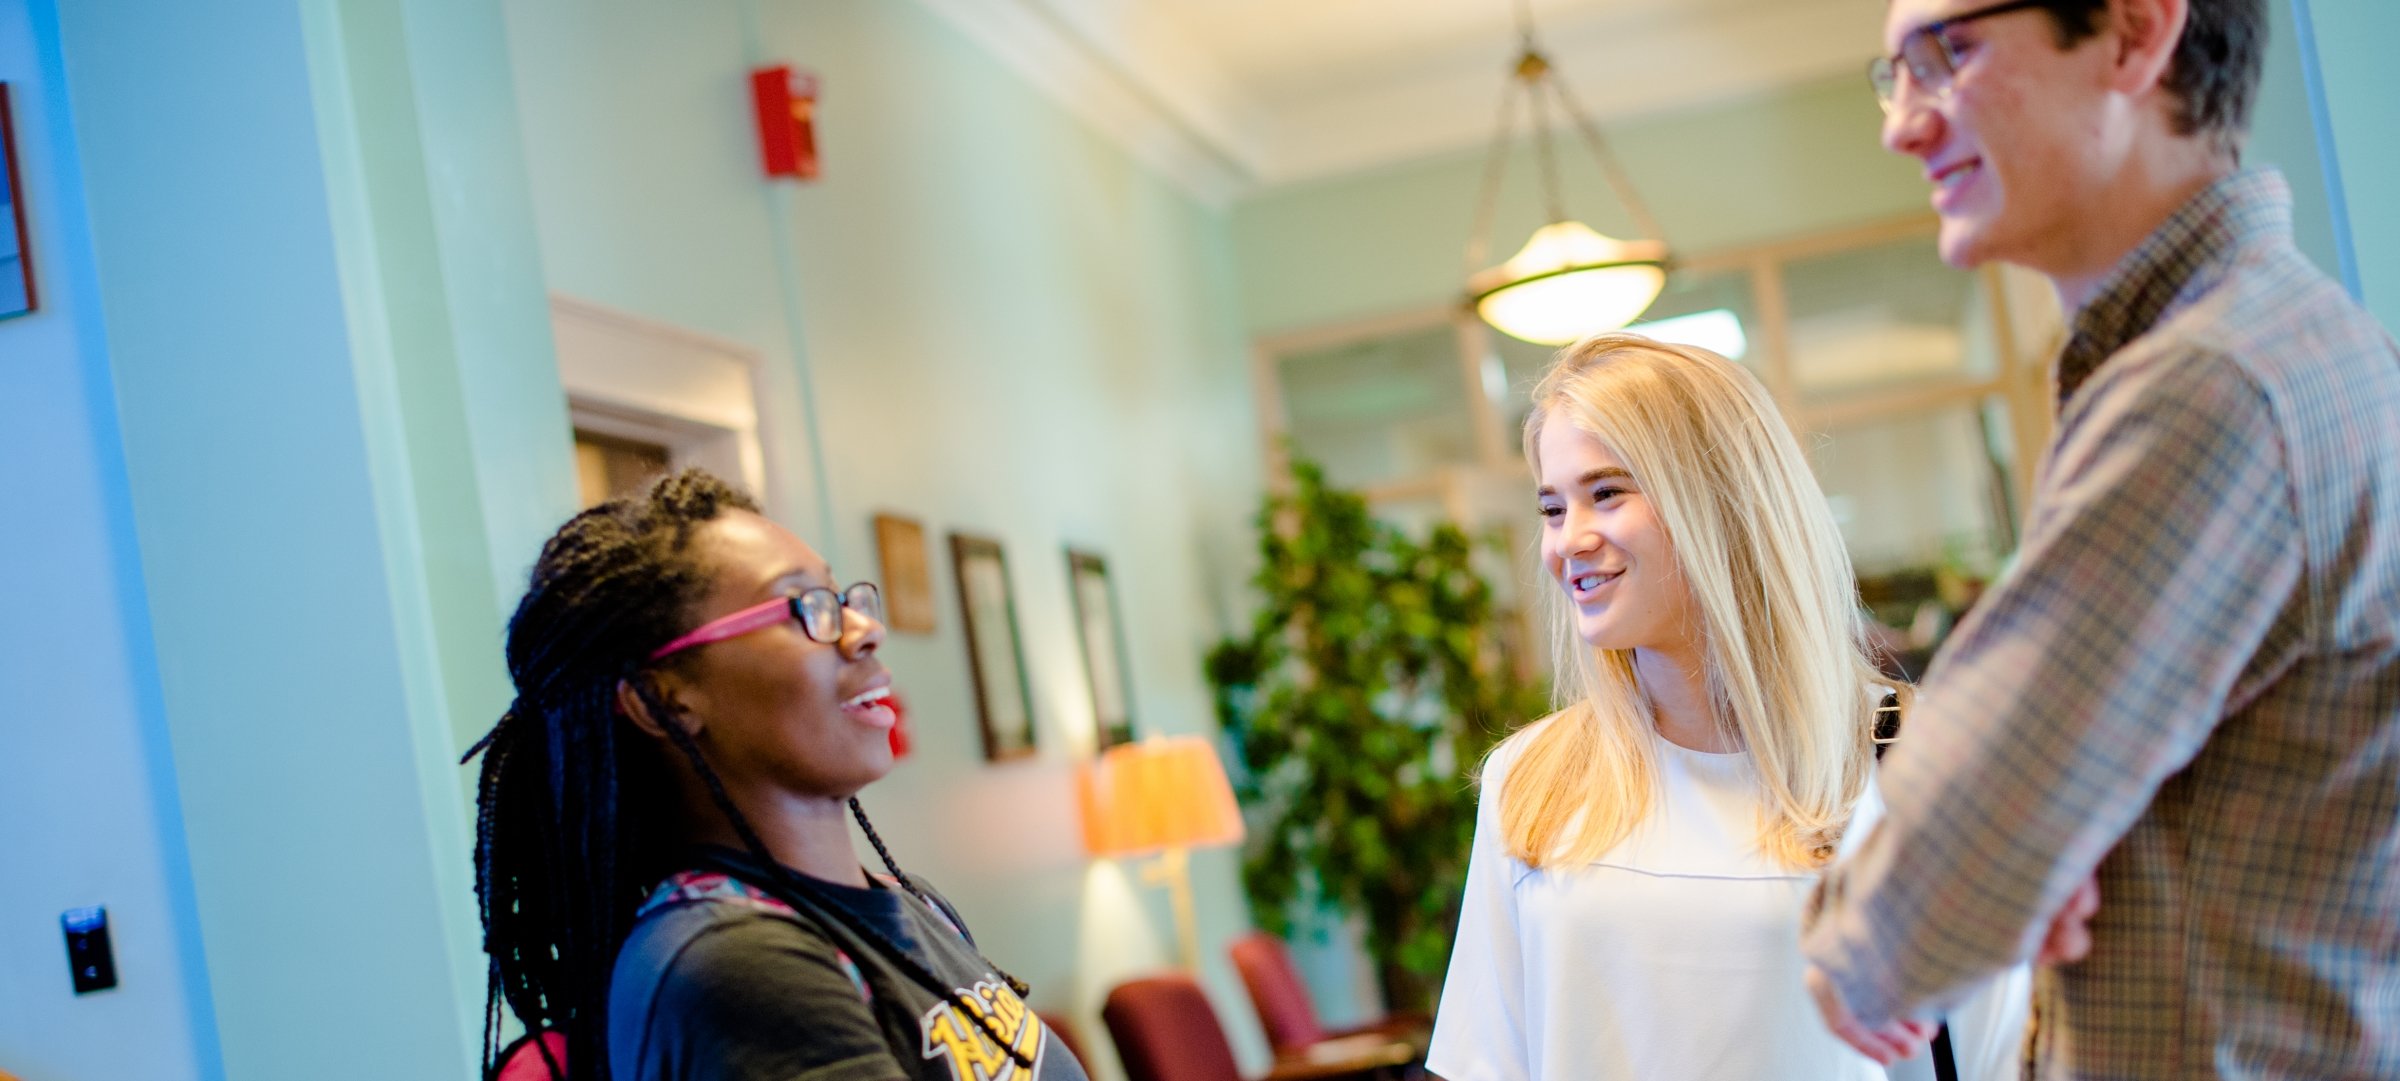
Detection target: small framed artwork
<box><xmin>872</xmin><ymin>513</ymin><xmax>937</xmax><ymax>634</ymax></box>
<box><xmin>1067</xmin><ymin>549</ymin><xmax>1136</xmax><ymax>749</ymax></box>
<box><xmin>950</xmin><ymin>532</ymin><xmax>1037</xmax><ymax>761</ymax></box>
<box><xmin>0</xmin><ymin>84</ymin><xmax>38</xmax><ymax>321</ymax></box>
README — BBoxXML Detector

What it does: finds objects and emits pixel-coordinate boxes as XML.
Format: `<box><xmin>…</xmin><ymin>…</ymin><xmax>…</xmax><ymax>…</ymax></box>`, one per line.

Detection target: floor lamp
<box><xmin>1079</xmin><ymin>736</ymin><xmax>1246</xmax><ymax>971</ymax></box>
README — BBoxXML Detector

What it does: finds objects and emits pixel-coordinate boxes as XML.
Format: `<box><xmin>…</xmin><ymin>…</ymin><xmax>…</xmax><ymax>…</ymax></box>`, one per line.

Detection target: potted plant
<box><xmin>1206</xmin><ymin>460</ymin><xmax>1548</xmax><ymax>1011</ymax></box>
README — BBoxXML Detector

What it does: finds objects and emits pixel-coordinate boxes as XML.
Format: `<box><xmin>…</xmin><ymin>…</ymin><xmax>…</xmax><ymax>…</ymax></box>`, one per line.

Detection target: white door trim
<box><xmin>549</xmin><ymin>293</ymin><xmax>780</xmax><ymax>515</ymax></box>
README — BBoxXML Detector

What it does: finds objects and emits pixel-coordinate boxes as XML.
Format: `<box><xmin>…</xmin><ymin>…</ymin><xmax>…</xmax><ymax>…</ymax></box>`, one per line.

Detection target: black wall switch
<box><xmin>62</xmin><ymin>906</ymin><xmax>118</xmax><ymax>994</ymax></box>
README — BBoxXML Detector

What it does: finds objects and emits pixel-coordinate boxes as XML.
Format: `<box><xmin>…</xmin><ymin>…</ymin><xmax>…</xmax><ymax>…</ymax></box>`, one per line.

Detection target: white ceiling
<box><xmin>914</xmin><ymin>0</ymin><xmax>1890</xmax><ymax>204</ymax></box>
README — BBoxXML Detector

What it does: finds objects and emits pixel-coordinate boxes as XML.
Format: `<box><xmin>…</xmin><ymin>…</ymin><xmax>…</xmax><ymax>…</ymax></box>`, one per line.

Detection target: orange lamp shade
<box><xmin>1078</xmin><ymin>736</ymin><xmax>1246</xmax><ymax>856</ymax></box>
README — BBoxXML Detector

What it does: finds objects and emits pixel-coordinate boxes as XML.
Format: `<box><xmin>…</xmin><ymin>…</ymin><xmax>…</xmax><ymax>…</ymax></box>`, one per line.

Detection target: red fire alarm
<box><xmin>750</xmin><ymin>65</ymin><xmax>820</xmax><ymax>180</ymax></box>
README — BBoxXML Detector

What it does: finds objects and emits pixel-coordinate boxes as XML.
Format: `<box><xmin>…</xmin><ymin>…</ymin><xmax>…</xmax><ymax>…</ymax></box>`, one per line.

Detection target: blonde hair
<box><xmin>1498</xmin><ymin>333</ymin><xmax>1881</xmax><ymax>871</ymax></box>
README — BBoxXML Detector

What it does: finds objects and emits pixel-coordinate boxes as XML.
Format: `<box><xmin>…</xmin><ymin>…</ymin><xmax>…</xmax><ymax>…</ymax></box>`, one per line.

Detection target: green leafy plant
<box><xmin>1206</xmin><ymin>460</ymin><xmax>1550</xmax><ymax>1010</ymax></box>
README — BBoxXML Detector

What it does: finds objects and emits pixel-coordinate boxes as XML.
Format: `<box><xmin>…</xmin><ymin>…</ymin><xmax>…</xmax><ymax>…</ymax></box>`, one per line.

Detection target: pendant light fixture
<box><xmin>1466</xmin><ymin>0</ymin><xmax>1670</xmax><ymax>346</ymax></box>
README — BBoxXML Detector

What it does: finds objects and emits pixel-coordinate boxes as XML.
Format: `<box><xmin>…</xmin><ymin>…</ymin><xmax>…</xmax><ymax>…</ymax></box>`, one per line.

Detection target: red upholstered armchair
<box><xmin>1227</xmin><ymin>932</ymin><xmax>1431</xmax><ymax>1059</ymax></box>
<box><xmin>1101</xmin><ymin>973</ymin><xmax>1414</xmax><ymax>1081</ymax></box>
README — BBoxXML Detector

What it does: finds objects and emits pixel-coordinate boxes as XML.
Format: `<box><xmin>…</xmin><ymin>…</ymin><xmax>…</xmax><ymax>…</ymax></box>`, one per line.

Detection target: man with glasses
<box><xmin>1799</xmin><ymin>0</ymin><xmax>2400</xmax><ymax>1077</ymax></box>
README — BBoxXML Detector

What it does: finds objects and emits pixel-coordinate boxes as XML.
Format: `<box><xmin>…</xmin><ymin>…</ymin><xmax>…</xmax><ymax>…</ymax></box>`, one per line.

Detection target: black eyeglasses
<box><xmin>1869</xmin><ymin>0</ymin><xmax>2056</xmax><ymax>113</ymax></box>
<box><xmin>648</xmin><ymin>582</ymin><xmax>883</xmax><ymax>660</ymax></box>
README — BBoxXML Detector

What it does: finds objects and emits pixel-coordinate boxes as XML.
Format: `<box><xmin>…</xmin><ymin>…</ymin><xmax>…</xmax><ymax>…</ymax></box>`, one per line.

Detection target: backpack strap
<box><xmin>1872</xmin><ymin>690</ymin><xmax>1903</xmax><ymax>760</ymax></box>
<box><xmin>1865</xmin><ymin>689</ymin><xmax>1959</xmax><ymax>1081</ymax></box>
<box><xmin>1932</xmin><ymin>1025</ymin><xmax>1959</xmax><ymax>1081</ymax></box>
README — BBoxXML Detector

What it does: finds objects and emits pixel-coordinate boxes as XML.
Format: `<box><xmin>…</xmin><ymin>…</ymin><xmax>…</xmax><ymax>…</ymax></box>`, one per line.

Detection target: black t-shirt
<box><xmin>607</xmin><ymin>849</ymin><xmax>1087</xmax><ymax>1081</ymax></box>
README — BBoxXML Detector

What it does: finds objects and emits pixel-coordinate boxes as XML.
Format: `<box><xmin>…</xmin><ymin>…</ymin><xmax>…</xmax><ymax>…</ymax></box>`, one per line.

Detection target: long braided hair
<box><xmin>466</xmin><ymin>469</ymin><xmax>1032</xmax><ymax>1080</ymax></box>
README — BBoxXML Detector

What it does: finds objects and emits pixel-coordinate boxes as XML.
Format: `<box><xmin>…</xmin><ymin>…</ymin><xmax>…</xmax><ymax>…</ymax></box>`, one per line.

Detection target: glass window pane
<box><xmin>1811</xmin><ymin>395</ymin><xmax>2022</xmax><ymax>672</ymax></box>
<box><xmin>1785</xmin><ymin>237</ymin><xmax>1994</xmax><ymax>405</ymax></box>
<box><xmin>1366</xmin><ymin>489</ymin><xmax>1450</xmax><ymax>537</ymax></box>
<box><xmin>1627</xmin><ymin>267</ymin><xmax>1763</xmax><ymax>366</ymax></box>
<box><xmin>1810</xmin><ymin>396</ymin><xmax>2019</xmax><ymax>582</ymax></box>
<box><xmin>1488</xmin><ymin>265</ymin><xmax>1761</xmax><ymax>449</ymax></box>
<box><xmin>1278</xmin><ymin>323</ymin><xmax>1479</xmax><ymax>490</ymax></box>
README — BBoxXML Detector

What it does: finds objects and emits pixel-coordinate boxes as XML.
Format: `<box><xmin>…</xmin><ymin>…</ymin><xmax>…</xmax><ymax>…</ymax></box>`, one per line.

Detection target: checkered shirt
<box><xmin>1802</xmin><ymin>169</ymin><xmax>2400</xmax><ymax>1079</ymax></box>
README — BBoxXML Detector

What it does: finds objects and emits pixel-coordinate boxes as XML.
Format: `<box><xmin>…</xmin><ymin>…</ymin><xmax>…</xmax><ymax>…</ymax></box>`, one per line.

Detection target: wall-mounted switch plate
<box><xmin>62</xmin><ymin>906</ymin><xmax>118</xmax><ymax>994</ymax></box>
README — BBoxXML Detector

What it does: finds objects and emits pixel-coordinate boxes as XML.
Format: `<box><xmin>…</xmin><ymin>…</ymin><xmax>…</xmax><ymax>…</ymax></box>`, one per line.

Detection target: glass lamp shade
<box><xmin>1077</xmin><ymin>736</ymin><xmax>1246</xmax><ymax>856</ymax></box>
<box><xmin>1471</xmin><ymin>220</ymin><xmax>1668</xmax><ymax>345</ymax></box>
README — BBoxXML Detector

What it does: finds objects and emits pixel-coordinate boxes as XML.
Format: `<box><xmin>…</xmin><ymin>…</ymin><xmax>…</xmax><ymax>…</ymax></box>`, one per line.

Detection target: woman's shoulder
<box><xmin>1482</xmin><ymin>709</ymin><xmax>1571</xmax><ymax>783</ymax></box>
<box><xmin>1474</xmin><ymin>709</ymin><xmax>1597</xmax><ymax>828</ymax></box>
<box><xmin>618</xmin><ymin>894</ymin><xmax>841</xmax><ymax>986</ymax></box>
<box><xmin>612</xmin><ymin>897</ymin><xmax>882</xmax><ymax>1045</ymax></box>
<box><xmin>607</xmin><ymin>896</ymin><xmax>903</xmax><ymax>1081</ymax></box>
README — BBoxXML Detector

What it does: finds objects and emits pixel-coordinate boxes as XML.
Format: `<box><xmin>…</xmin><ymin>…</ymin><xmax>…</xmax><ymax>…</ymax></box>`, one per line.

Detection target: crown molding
<box><xmin>911</xmin><ymin>0</ymin><xmax>1882</xmax><ymax>200</ymax></box>
<box><xmin>910</xmin><ymin>0</ymin><xmax>1262</xmax><ymax>207</ymax></box>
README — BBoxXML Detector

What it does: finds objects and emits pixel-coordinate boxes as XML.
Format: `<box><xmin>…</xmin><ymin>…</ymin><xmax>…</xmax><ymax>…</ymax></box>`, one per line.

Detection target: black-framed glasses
<box><xmin>1869</xmin><ymin>0</ymin><xmax>2056</xmax><ymax>113</ymax></box>
<box><xmin>648</xmin><ymin>582</ymin><xmax>883</xmax><ymax>660</ymax></box>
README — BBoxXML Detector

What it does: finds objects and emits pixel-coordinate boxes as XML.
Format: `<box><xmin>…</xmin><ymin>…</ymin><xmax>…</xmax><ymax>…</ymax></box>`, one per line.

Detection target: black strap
<box><xmin>1873</xmin><ymin>691</ymin><xmax>1903</xmax><ymax>759</ymax></box>
<box><xmin>1869</xmin><ymin>691</ymin><xmax>1959</xmax><ymax>1081</ymax></box>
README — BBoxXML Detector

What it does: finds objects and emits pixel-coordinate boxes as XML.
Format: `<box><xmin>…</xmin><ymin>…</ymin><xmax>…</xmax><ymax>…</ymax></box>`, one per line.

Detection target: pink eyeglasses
<box><xmin>648</xmin><ymin>582</ymin><xmax>882</xmax><ymax>661</ymax></box>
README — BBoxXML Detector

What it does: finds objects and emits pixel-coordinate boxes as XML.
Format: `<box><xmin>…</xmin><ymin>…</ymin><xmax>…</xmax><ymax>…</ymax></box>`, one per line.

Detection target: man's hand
<box><xmin>2037</xmin><ymin>875</ymin><xmax>2100</xmax><ymax>965</ymax></box>
<box><xmin>1803</xmin><ymin>965</ymin><xmax>1937</xmax><ymax>1065</ymax></box>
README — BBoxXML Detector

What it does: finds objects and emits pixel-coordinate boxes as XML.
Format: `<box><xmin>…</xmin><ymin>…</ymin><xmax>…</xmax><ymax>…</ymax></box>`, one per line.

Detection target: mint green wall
<box><xmin>2298</xmin><ymin>0</ymin><xmax>2400</xmax><ymax>325</ymax></box>
<box><xmin>0</xmin><ymin>1</ymin><xmax>218</xmax><ymax>1076</ymax></box>
<box><xmin>45</xmin><ymin>0</ymin><xmax>478</xmax><ymax>1070</ymax></box>
<box><xmin>2248</xmin><ymin>0</ymin><xmax>2343</xmax><ymax>280</ymax></box>
<box><xmin>503</xmin><ymin>0</ymin><xmax>1265</xmax><ymax>1074</ymax></box>
<box><xmin>303</xmin><ymin>0</ymin><xmax>581</xmax><ymax>1052</ymax></box>
<box><xmin>501</xmin><ymin>0</ymin><xmax>822</xmax><ymax>523</ymax></box>
<box><xmin>11</xmin><ymin>0</ymin><xmax>570</xmax><ymax>1076</ymax></box>
<box><xmin>1232</xmin><ymin>76</ymin><xmax>1932</xmax><ymax>335</ymax></box>
<box><xmin>305</xmin><ymin>0</ymin><xmax>578</xmax><ymax>756</ymax></box>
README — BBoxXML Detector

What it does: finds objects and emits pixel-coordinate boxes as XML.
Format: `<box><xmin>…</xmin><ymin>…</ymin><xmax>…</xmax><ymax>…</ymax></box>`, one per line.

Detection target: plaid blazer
<box><xmin>1803</xmin><ymin>169</ymin><xmax>2400</xmax><ymax>1079</ymax></box>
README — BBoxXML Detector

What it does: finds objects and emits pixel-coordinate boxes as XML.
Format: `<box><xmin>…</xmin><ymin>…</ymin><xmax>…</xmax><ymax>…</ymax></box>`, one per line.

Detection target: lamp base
<box><xmin>1139</xmin><ymin>847</ymin><xmax>1202</xmax><ymax>972</ymax></box>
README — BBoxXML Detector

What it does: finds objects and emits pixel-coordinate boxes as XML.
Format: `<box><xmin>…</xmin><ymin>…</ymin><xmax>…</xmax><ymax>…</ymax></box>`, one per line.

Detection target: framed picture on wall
<box><xmin>1067</xmin><ymin>549</ymin><xmax>1137</xmax><ymax>749</ymax></box>
<box><xmin>0</xmin><ymin>84</ymin><xmax>39</xmax><ymax>321</ymax></box>
<box><xmin>950</xmin><ymin>532</ymin><xmax>1037</xmax><ymax>761</ymax></box>
<box><xmin>872</xmin><ymin>513</ymin><xmax>937</xmax><ymax>634</ymax></box>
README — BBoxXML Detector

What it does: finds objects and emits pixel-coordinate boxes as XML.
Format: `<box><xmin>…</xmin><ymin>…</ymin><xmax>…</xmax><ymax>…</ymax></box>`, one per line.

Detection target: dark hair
<box><xmin>2043</xmin><ymin>0</ymin><xmax>2265</xmax><ymax>151</ymax></box>
<box><xmin>465</xmin><ymin>468</ymin><xmax>1030</xmax><ymax>1080</ymax></box>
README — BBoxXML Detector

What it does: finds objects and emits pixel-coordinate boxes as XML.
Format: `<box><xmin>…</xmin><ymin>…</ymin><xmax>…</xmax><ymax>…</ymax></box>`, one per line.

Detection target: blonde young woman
<box><xmin>1426</xmin><ymin>335</ymin><xmax>2027</xmax><ymax>1081</ymax></box>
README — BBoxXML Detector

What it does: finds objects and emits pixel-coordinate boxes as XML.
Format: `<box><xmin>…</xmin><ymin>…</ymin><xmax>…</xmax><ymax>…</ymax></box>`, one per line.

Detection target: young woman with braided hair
<box><xmin>467</xmin><ymin>469</ymin><xmax>1083</xmax><ymax>1081</ymax></box>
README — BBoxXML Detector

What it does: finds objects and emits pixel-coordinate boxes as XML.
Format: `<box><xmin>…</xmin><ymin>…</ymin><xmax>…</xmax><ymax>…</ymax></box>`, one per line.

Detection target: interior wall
<box><xmin>2248</xmin><ymin>0</ymin><xmax>2344</xmax><ymax>284</ymax></box>
<box><xmin>0</xmin><ymin>1</ymin><xmax>218</xmax><ymax>1077</ymax></box>
<box><xmin>305</xmin><ymin>0</ymin><xmax>584</xmax><ymax>1054</ymax></box>
<box><xmin>502</xmin><ymin>0</ymin><xmax>1267</xmax><ymax>1074</ymax></box>
<box><xmin>46</xmin><ymin>0</ymin><xmax>493</xmax><ymax>1064</ymax></box>
<box><xmin>7</xmin><ymin>0</ymin><xmax>573</xmax><ymax>1076</ymax></box>
<box><xmin>2295</xmin><ymin>0</ymin><xmax>2400</xmax><ymax>325</ymax></box>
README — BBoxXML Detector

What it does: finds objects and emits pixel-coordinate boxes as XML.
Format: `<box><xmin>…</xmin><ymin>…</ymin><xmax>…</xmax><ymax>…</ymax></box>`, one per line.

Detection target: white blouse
<box><xmin>1427</xmin><ymin>723</ymin><xmax>2028</xmax><ymax>1081</ymax></box>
